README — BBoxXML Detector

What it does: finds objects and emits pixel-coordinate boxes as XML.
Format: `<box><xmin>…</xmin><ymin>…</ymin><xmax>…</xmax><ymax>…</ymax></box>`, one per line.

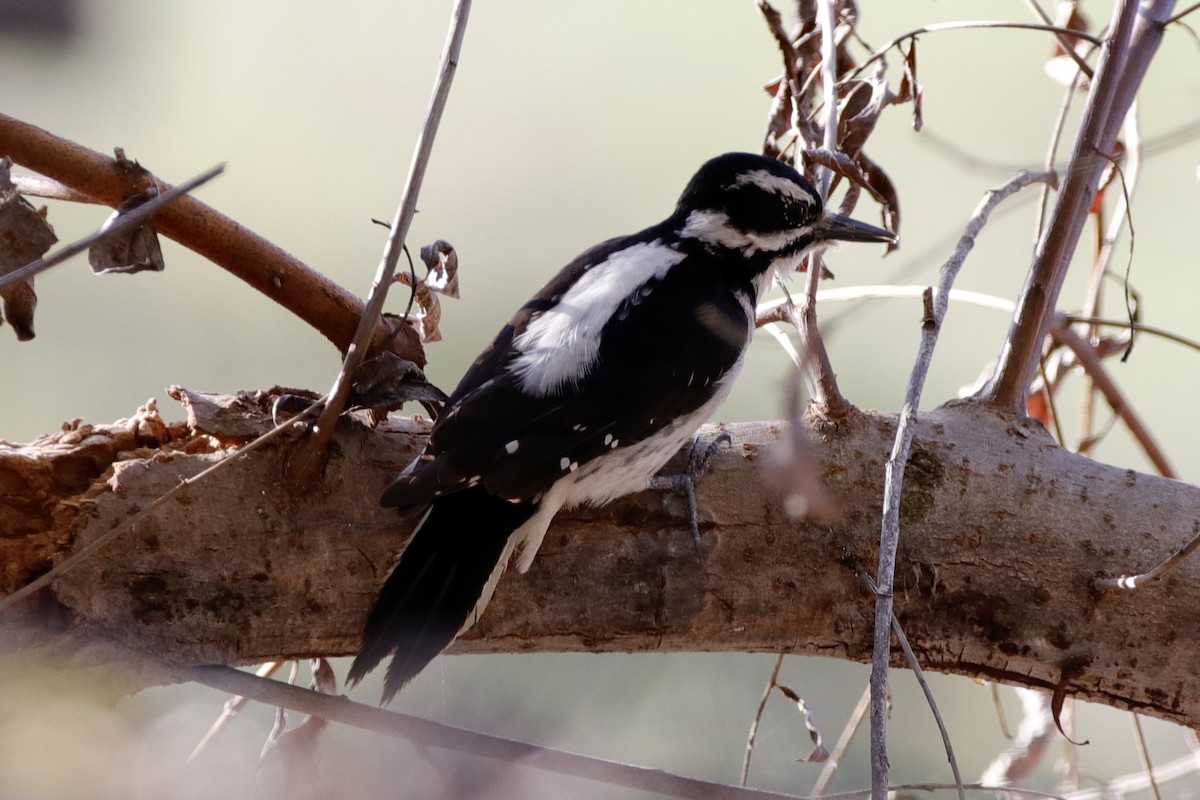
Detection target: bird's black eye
<box><xmin>782</xmin><ymin>198</ymin><xmax>814</xmax><ymax>228</ymax></box>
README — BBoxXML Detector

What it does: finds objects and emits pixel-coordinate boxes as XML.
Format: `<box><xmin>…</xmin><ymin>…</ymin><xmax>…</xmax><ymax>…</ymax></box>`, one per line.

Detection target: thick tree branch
<box><xmin>3</xmin><ymin>392</ymin><xmax>1199</xmax><ymax>729</ymax></box>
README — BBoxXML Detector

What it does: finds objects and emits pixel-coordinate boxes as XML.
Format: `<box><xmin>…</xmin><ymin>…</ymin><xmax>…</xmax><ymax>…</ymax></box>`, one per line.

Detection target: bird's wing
<box><xmin>382</xmin><ymin>239</ymin><xmax>753</xmax><ymax>511</ymax></box>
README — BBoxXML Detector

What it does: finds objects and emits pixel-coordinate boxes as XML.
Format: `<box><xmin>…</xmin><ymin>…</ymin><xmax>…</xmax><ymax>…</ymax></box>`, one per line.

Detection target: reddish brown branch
<box><xmin>0</xmin><ymin>112</ymin><xmax>422</xmax><ymax>364</ymax></box>
<box><xmin>1050</xmin><ymin>320</ymin><xmax>1175</xmax><ymax>477</ymax></box>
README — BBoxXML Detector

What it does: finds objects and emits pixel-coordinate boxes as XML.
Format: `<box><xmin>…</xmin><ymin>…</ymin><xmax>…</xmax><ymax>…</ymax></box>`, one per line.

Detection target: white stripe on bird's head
<box><xmin>678</xmin><ymin>209</ymin><xmax>815</xmax><ymax>255</ymax></box>
<box><xmin>733</xmin><ymin>169</ymin><xmax>818</xmax><ymax>208</ymax></box>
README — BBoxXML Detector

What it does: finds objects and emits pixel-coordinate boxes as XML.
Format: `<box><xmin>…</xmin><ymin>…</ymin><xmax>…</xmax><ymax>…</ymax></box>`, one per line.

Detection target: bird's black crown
<box><xmin>676</xmin><ymin>152</ymin><xmax>821</xmax><ymax>237</ymax></box>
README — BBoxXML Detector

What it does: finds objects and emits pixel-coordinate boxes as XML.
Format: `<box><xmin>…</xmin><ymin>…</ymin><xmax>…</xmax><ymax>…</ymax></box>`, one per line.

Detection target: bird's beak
<box><xmin>814</xmin><ymin>212</ymin><xmax>897</xmax><ymax>245</ymax></box>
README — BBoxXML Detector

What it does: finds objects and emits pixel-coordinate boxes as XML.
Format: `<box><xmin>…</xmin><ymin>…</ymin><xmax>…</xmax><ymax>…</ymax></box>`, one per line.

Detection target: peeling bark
<box><xmin>1</xmin><ymin>390</ymin><xmax>1197</xmax><ymax>729</ymax></box>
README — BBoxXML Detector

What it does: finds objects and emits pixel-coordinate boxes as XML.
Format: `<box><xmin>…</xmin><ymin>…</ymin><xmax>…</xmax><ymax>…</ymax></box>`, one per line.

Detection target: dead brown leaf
<box><xmin>0</xmin><ymin>157</ymin><xmax>57</xmax><ymax>340</ymax></box>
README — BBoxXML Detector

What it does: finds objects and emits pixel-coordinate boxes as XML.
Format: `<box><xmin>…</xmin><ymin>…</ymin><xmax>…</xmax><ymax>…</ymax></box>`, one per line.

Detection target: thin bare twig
<box><xmin>1049</xmin><ymin>320</ymin><xmax>1175</xmax><ymax>476</ymax></box>
<box><xmin>1165</xmin><ymin>2</ymin><xmax>1200</xmax><ymax>24</ymax></box>
<box><xmin>0</xmin><ymin>164</ymin><xmax>224</xmax><ymax>293</ymax></box>
<box><xmin>1023</xmin><ymin>0</ymin><xmax>1096</xmax><ymax>79</ymax></box>
<box><xmin>10</xmin><ymin>172</ymin><xmax>96</xmax><ymax>203</ymax></box>
<box><xmin>859</xmin><ymin>565</ymin><xmax>965</xmax><ymax>800</ymax></box>
<box><xmin>810</xmin><ymin>683</ymin><xmax>871</xmax><ymax>797</ymax></box>
<box><xmin>1130</xmin><ymin>713</ymin><xmax>1164</xmax><ymax>800</ymax></box>
<box><xmin>291</xmin><ymin>0</ymin><xmax>471</xmax><ymax>484</ymax></box>
<box><xmin>1032</xmin><ymin>47</ymin><xmax>1087</xmax><ymax>247</ymax></box>
<box><xmin>1061</xmin><ymin>749</ymin><xmax>1200</xmax><ymax>799</ymax></box>
<box><xmin>790</xmin><ymin>277</ymin><xmax>848</xmax><ymax>413</ymax></box>
<box><xmin>1060</xmin><ymin>316</ymin><xmax>1200</xmax><ymax>355</ymax></box>
<box><xmin>793</xmin><ymin>0</ymin><xmax>850</xmax><ymax>416</ymax></box>
<box><xmin>888</xmin><ymin>612</ymin><xmax>966</xmax><ymax>800</ymax></box>
<box><xmin>816</xmin><ymin>0</ymin><xmax>839</xmax><ymax>197</ymax></box>
<box><xmin>1089</xmin><ymin>106</ymin><xmax>1143</xmax><ymax>305</ymax></box>
<box><xmin>188</xmin><ymin>661</ymin><xmax>284</xmax><ymax>763</ymax></box>
<box><xmin>818</xmin><ymin>782</ymin><xmax>1067</xmax><ymax>800</ymax></box>
<box><xmin>1077</xmin><ymin>105</ymin><xmax>1141</xmax><ymax>455</ymax></box>
<box><xmin>183</xmin><ymin>663</ymin><xmax>1073</xmax><ymax>800</ymax></box>
<box><xmin>741</xmin><ymin>653</ymin><xmax>786</xmax><ymax>786</ymax></box>
<box><xmin>1093</xmin><ymin>526</ymin><xmax>1200</xmax><ymax>590</ymax></box>
<box><xmin>757</xmin><ymin>284</ymin><xmax>1017</xmax><ymax>322</ymax></box>
<box><xmin>853</xmin><ymin>21</ymin><xmax>1103</xmax><ymax>78</ymax></box>
<box><xmin>870</xmin><ymin>170</ymin><xmax>1052</xmax><ymax>800</ymax></box>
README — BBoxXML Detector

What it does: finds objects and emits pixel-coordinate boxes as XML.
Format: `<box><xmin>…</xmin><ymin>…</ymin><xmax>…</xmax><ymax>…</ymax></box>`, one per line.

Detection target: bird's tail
<box><xmin>348</xmin><ymin>486</ymin><xmax>536</xmax><ymax>703</ymax></box>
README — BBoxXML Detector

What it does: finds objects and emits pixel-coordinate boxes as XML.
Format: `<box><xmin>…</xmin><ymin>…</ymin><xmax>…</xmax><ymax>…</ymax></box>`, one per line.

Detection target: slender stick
<box><xmin>1022</xmin><ymin>0</ymin><xmax>1096</xmax><ymax>79</ymax></box>
<box><xmin>0</xmin><ymin>164</ymin><xmax>224</xmax><ymax>293</ymax></box>
<box><xmin>869</xmin><ymin>170</ymin><xmax>1053</xmax><ymax>800</ymax></box>
<box><xmin>888</xmin><ymin>613</ymin><xmax>966</xmax><ymax>800</ymax></box>
<box><xmin>816</xmin><ymin>0</ymin><xmax>839</xmax><ymax>198</ymax></box>
<box><xmin>810</xmin><ymin>684</ymin><xmax>871</xmax><ymax>796</ymax></box>
<box><xmin>1049</xmin><ymin>320</ymin><xmax>1175</xmax><ymax>476</ymax></box>
<box><xmin>741</xmin><ymin>653</ymin><xmax>786</xmax><ymax>785</ymax></box>
<box><xmin>1093</xmin><ymin>526</ymin><xmax>1200</xmax><ymax>590</ymax></box>
<box><xmin>797</xmin><ymin>0</ymin><xmax>849</xmax><ymax>415</ymax></box>
<box><xmin>1060</xmin><ymin>314</ymin><xmax>1200</xmax><ymax>353</ymax></box>
<box><xmin>853</xmin><ymin>21</ymin><xmax>1102</xmax><ymax>77</ymax></box>
<box><xmin>978</xmin><ymin>0</ymin><xmax>1175</xmax><ymax>412</ymax></box>
<box><xmin>1130</xmin><ymin>713</ymin><xmax>1164</xmax><ymax>800</ymax></box>
<box><xmin>291</xmin><ymin>0</ymin><xmax>471</xmax><ymax>482</ymax></box>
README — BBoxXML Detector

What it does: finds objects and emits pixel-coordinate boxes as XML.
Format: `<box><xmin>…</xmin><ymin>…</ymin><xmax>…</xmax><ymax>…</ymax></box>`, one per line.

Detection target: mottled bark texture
<box><xmin>2</xmin><ymin>390</ymin><xmax>1197</xmax><ymax>728</ymax></box>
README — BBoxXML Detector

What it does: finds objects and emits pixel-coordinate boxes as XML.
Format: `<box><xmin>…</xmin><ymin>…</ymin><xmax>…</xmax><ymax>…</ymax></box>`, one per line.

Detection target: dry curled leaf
<box><xmin>89</xmin><ymin>186</ymin><xmax>166</xmax><ymax>275</ymax></box>
<box><xmin>897</xmin><ymin>40</ymin><xmax>923</xmax><ymax>132</ymax></box>
<box><xmin>420</xmin><ymin>239</ymin><xmax>459</xmax><ymax>299</ymax></box>
<box><xmin>1090</xmin><ymin>141</ymin><xmax>1126</xmax><ymax>215</ymax></box>
<box><xmin>396</xmin><ymin>239</ymin><xmax>460</xmax><ymax>342</ymax></box>
<box><xmin>836</xmin><ymin>70</ymin><xmax>891</xmax><ymax>160</ymax></box>
<box><xmin>347</xmin><ymin>350</ymin><xmax>448</xmax><ymax>414</ymax></box>
<box><xmin>1050</xmin><ymin>658</ymin><xmax>1091</xmax><ymax>746</ymax></box>
<box><xmin>88</xmin><ymin>148</ymin><xmax>164</xmax><ymax>275</ymax></box>
<box><xmin>776</xmin><ymin>684</ymin><xmax>831</xmax><ymax>763</ymax></box>
<box><xmin>859</xmin><ymin>154</ymin><xmax>900</xmax><ymax>250</ymax></box>
<box><xmin>0</xmin><ymin>157</ymin><xmax>57</xmax><ymax>341</ymax></box>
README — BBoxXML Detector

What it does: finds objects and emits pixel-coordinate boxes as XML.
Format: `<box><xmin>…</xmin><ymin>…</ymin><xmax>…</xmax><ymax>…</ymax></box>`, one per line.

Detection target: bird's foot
<box><xmin>649</xmin><ymin>433</ymin><xmax>732</xmax><ymax>544</ymax></box>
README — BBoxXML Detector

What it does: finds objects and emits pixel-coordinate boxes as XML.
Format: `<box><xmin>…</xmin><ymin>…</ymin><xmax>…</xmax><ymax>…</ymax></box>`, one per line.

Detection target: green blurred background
<box><xmin>3</xmin><ymin>1</ymin><xmax>1199</xmax><ymax>798</ymax></box>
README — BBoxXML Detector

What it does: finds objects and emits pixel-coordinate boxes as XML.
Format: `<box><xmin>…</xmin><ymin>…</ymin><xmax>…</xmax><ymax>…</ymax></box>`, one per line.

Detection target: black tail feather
<box><xmin>348</xmin><ymin>486</ymin><xmax>536</xmax><ymax>703</ymax></box>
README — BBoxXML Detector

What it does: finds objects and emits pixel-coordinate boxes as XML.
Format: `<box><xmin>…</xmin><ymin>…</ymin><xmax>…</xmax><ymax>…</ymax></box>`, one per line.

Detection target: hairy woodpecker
<box><xmin>349</xmin><ymin>152</ymin><xmax>896</xmax><ymax>702</ymax></box>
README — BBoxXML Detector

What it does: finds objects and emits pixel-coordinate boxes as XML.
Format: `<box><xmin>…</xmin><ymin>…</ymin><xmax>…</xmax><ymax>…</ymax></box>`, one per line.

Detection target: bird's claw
<box><xmin>649</xmin><ymin>433</ymin><xmax>732</xmax><ymax>544</ymax></box>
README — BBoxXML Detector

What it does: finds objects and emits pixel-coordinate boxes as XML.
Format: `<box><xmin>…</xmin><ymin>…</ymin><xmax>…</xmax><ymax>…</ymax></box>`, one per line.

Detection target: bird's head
<box><xmin>674</xmin><ymin>152</ymin><xmax>895</xmax><ymax>278</ymax></box>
